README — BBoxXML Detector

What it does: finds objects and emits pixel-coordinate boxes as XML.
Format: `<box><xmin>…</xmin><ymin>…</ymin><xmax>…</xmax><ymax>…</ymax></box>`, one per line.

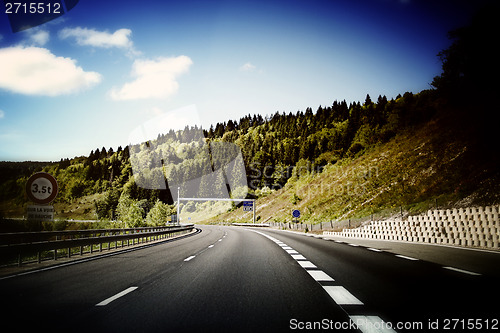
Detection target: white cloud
<box><xmin>239</xmin><ymin>62</ymin><xmax>256</xmax><ymax>71</ymax></box>
<box><xmin>59</xmin><ymin>27</ymin><xmax>136</xmax><ymax>51</ymax></box>
<box><xmin>110</xmin><ymin>55</ymin><xmax>193</xmax><ymax>100</ymax></box>
<box><xmin>0</xmin><ymin>46</ymin><xmax>102</xmax><ymax>96</ymax></box>
<box><xmin>27</xmin><ymin>29</ymin><xmax>50</xmax><ymax>46</ymax></box>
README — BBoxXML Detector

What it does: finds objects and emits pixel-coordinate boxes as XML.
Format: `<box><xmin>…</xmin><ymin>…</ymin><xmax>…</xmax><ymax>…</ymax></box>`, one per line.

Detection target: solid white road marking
<box><xmin>323</xmin><ymin>286</ymin><xmax>364</xmax><ymax>305</ymax></box>
<box><xmin>348</xmin><ymin>243</ymin><xmax>360</xmax><ymax>247</ymax></box>
<box><xmin>208</xmin><ymin>245</ymin><xmax>214</xmax><ymax>248</ymax></box>
<box><xmin>443</xmin><ymin>266</ymin><xmax>481</xmax><ymax>276</ymax></box>
<box><xmin>395</xmin><ymin>254</ymin><xmax>418</xmax><ymax>261</ymax></box>
<box><xmin>350</xmin><ymin>315</ymin><xmax>397</xmax><ymax>333</ymax></box>
<box><xmin>307</xmin><ymin>270</ymin><xmax>335</xmax><ymax>282</ymax></box>
<box><xmin>96</xmin><ymin>287</ymin><xmax>138</xmax><ymax>306</ymax></box>
<box><xmin>298</xmin><ymin>261</ymin><xmax>317</xmax><ymax>269</ymax></box>
<box><xmin>184</xmin><ymin>255</ymin><xmax>196</xmax><ymax>262</ymax></box>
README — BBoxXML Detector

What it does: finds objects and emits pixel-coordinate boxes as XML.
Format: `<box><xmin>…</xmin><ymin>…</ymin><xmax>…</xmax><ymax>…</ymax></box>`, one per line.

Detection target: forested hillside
<box><xmin>1</xmin><ymin>5</ymin><xmax>498</xmax><ymax>228</ymax></box>
<box><xmin>0</xmin><ymin>89</ymin><xmax>441</xmax><ymax>221</ymax></box>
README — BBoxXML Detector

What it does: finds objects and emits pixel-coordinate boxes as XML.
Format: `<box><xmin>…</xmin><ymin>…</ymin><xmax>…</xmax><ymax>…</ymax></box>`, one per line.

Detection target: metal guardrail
<box><xmin>0</xmin><ymin>224</ymin><xmax>195</xmax><ymax>267</ymax></box>
<box><xmin>0</xmin><ymin>225</ymin><xmax>185</xmax><ymax>244</ymax></box>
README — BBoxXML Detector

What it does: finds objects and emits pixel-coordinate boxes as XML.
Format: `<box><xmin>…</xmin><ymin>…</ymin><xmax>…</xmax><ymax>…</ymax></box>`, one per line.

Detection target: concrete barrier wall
<box><xmin>323</xmin><ymin>205</ymin><xmax>500</xmax><ymax>250</ymax></box>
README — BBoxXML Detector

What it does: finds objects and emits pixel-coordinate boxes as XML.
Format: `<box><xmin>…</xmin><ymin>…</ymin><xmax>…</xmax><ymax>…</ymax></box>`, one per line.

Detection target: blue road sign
<box><xmin>292</xmin><ymin>210</ymin><xmax>300</xmax><ymax>218</ymax></box>
<box><xmin>243</xmin><ymin>201</ymin><xmax>253</xmax><ymax>211</ymax></box>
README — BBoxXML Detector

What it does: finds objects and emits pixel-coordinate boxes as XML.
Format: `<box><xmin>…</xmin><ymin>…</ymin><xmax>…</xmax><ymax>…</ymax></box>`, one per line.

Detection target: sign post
<box><xmin>292</xmin><ymin>209</ymin><xmax>300</xmax><ymax>224</ymax></box>
<box><xmin>25</xmin><ymin>172</ymin><xmax>58</xmax><ymax>222</ymax></box>
<box><xmin>176</xmin><ymin>196</ymin><xmax>257</xmax><ymax>224</ymax></box>
<box><xmin>243</xmin><ymin>201</ymin><xmax>256</xmax><ymax>224</ymax></box>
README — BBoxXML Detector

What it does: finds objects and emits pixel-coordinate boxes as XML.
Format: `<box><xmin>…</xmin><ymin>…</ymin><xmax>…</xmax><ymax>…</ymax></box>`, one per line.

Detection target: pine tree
<box><xmin>229</xmin><ymin>156</ymin><xmax>247</xmax><ymax>197</ymax></box>
<box><xmin>100</xmin><ymin>147</ymin><xmax>107</xmax><ymax>159</ymax></box>
<box><xmin>364</xmin><ymin>94</ymin><xmax>372</xmax><ymax>106</ymax></box>
<box><xmin>197</xmin><ymin>172</ymin><xmax>212</xmax><ymax>198</ymax></box>
<box><xmin>213</xmin><ymin>169</ymin><xmax>227</xmax><ymax>198</ymax></box>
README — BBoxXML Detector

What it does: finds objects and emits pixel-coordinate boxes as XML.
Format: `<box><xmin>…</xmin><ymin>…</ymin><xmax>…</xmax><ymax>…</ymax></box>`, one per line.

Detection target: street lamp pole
<box><xmin>177</xmin><ymin>187</ymin><xmax>180</xmax><ymax>225</ymax></box>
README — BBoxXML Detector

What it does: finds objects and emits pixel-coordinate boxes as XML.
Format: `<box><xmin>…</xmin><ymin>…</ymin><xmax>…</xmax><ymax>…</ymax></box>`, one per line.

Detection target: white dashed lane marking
<box><xmin>183</xmin><ymin>231</ymin><xmax>226</xmax><ymax>263</ymax></box>
<box><xmin>323</xmin><ymin>286</ymin><xmax>364</xmax><ymax>305</ymax></box>
<box><xmin>298</xmin><ymin>261</ymin><xmax>317</xmax><ymax>269</ymax></box>
<box><xmin>248</xmin><ymin>229</ymin><xmax>397</xmax><ymax>333</ymax></box>
<box><xmin>96</xmin><ymin>287</ymin><xmax>138</xmax><ymax>306</ymax></box>
<box><xmin>321</xmin><ymin>238</ymin><xmax>483</xmax><ymax>277</ymax></box>
<box><xmin>443</xmin><ymin>266</ymin><xmax>481</xmax><ymax>276</ymax></box>
<box><xmin>350</xmin><ymin>315</ymin><xmax>396</xmax><ymax>333</ymax></box>
<box><xmin>307</xmin><ymin>270</ymin><xmax>335</xmax><ymax>282</ymax></box>
<box><xmin>264</xmin><ymin>230</ymin><xmax>482</xmax><ymax>332</ymax></box>
<box><xmin>291</xmin><ymin>254</ymin><xmax>306</xmax><ymax>260</ymax></box>
<box><xmin>367</xmin><ymin>248</ymin><xmax>383</xmax><ymax>252</ymax></box>
<box><xmin>395</xmin><ymin>254</ymin><xmax>419</xmax><ymax>261</ymax></box>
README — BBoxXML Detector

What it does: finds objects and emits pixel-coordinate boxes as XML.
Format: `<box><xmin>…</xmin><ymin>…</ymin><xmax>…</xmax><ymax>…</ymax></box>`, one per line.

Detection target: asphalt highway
<box><xmin>1</xmin><ymin>225</ymin><xmax>499</xmax><ymax>332</ymax></box>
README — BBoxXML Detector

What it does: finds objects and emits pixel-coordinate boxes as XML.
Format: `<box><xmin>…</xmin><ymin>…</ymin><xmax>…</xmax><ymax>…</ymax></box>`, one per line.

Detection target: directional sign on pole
<box><xmin>243</xmin><ymin>201</ymin><xmax>254</xmax><ymax>211</ymax></box>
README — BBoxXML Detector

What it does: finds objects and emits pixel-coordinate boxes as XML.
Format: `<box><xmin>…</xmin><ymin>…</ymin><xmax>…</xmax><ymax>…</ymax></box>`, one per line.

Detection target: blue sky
<box><xmin>0</xmin><ymin>0</ymin><xmax>488</xmax><ymax>161</ymax></box>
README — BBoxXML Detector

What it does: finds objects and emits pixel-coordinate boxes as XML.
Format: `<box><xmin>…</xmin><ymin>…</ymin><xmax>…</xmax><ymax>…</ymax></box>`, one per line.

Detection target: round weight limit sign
<box><xmin>26</xmin><ymin>172</ymin><xmax>58</xmax><ymax>204</ymax></box>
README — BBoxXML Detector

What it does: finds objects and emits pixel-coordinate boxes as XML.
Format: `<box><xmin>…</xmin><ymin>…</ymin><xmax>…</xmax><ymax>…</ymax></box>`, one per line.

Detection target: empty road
<box><xmin>1</xmin><ymin>225</ymin><xmax>499</xmax><ymax>332</ymax></box>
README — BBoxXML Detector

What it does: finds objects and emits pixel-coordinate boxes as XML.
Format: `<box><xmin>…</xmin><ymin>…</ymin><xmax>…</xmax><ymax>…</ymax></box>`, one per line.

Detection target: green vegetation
<box><xmin>1</xmin><ymin>6</ymin><xmax>499</xmax><ymax>229</ymax></box>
